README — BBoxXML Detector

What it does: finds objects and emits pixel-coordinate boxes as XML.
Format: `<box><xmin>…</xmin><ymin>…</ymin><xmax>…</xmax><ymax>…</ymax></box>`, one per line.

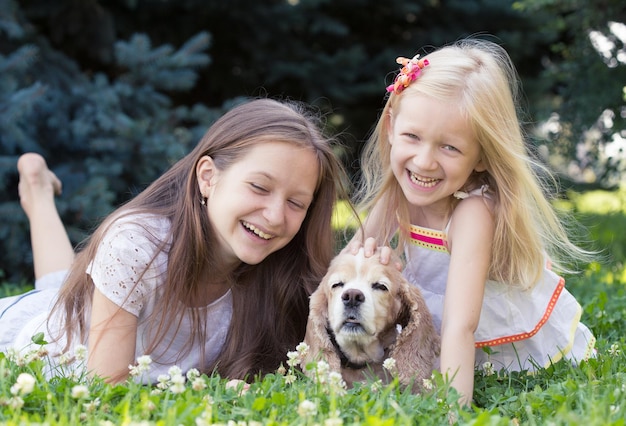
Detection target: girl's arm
<box><xmin>440</xmin><ymin>196</ymin><xmax>494</xmax><ymax>405</ymax></box>
<box><xmin>84</xmin><ymin>216</ymin><xmax>165</xmax><ymax>383</ymax></box>
<box><xmin>87</xmin><ymin>286</ymin><xmax>138</xmax><ymax>383</ymax></box>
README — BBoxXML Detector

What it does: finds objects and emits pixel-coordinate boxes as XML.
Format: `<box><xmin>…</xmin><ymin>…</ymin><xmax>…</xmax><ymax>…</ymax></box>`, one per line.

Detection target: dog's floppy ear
<box><xmin>390</xmin><ymin>276</ymin><xmax>441</xmax><ymax>386</ymax></box>
<box><xmin>302</xmin><ymin>278</ymin><xmax>342</xmax><ymax>373</ymax></box>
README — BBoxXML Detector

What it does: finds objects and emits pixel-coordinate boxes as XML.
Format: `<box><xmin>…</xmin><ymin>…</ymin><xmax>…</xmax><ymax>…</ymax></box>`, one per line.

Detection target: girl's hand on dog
<box><xmin>343</xmin><ymin>238</ymin><xmax>402</xmax><ymax>271</ymax></box>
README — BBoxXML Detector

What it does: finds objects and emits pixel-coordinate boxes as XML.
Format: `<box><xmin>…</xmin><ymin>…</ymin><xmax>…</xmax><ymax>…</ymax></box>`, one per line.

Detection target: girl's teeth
<box><xmin>410</xmin><ymin>172</ymin><xmax>439</xmax><ymax>188</ymax></box>
<box><xmin>243</xmin><ymin>222</ymin><xmax>274</xmax><ymax>240</ymax></box>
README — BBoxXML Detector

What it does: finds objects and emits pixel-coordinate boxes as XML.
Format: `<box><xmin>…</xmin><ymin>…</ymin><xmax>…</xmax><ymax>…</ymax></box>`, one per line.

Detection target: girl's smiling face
<box><xmin>197</xmin><ymin>141</ymin><xmax>319</xmax><ymax>267</ymax></box>
<box><xmin>388</xmin><ymin>93</ymin><xmax>485</xmax><ymax>219</ymax></box>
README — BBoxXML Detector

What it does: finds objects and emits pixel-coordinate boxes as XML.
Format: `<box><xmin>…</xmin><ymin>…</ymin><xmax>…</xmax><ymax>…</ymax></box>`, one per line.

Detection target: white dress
<box><xmin>403</xmin><ymin>217</ymin><xmax>596</xmax><ymax>372</ymax></box>
<box><xmin>0</xmin><ymin>214</ymin><xmax>233</xmax><ymax>383</ymax></box>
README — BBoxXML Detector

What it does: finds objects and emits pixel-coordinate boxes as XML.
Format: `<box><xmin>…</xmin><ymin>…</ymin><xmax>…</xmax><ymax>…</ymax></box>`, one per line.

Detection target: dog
<box><xmin>302</xmin><ymin>248</ymin><xmax>440</xmax><ymax>391</ymax></box>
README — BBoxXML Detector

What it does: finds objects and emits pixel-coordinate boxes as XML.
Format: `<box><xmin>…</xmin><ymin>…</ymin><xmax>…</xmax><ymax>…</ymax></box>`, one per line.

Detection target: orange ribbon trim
<box><xmin>475</xmin><ymin>277</ymin><xmax>565</xmax><ymax>348</ymax></box>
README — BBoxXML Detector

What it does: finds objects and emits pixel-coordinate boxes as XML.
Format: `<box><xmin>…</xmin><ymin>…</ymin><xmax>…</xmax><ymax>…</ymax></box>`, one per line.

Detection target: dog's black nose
<box><xmin>342</xmin><ymin>289</ymin><xmax>365</xmax><ymax>307</ymax></box>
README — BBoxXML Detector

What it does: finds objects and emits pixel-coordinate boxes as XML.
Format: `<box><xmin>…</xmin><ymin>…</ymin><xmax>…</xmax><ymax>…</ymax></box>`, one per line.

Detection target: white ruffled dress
<box><xmin>403</xmin><ymin>221</ymin><xmax>596</xmax><ymax>373</ymax></box>
<box><xmin>0</xmin><ymin>214</ymin><xmax>233</xmax><ymax>382</ymax></box>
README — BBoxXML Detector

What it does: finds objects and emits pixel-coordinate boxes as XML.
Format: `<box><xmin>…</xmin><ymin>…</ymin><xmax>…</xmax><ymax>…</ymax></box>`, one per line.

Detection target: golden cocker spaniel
<box><xmin>302</xmin><ymin>248</ymin><xmax>440</xmax><ymax>391</ymax></box>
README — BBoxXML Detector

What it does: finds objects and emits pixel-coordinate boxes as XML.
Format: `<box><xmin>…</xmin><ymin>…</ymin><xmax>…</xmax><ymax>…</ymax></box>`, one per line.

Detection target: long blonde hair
<box><xmin>51</xmin><ymin>98</ymin><xmax>351</xmax><ymax>379</ymax></box>
<box><xmin>357</xmin><ymin>39</ymin><xmax>591</xmax><ymax>289</ymax></box>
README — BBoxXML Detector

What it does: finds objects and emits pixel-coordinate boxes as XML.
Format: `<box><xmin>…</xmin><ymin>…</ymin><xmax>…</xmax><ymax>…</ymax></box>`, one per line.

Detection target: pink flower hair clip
<box><xmin>386</xmin><ymin>55</ymin><xmax>429</xmax><ymax>94</ymax></box>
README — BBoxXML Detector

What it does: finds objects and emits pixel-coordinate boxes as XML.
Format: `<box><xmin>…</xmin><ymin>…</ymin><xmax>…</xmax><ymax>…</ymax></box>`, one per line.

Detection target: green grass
<box><xmin>1</xmin><ymin>188</ymin><xmax>626</xmax><ymax>425</ymax></box>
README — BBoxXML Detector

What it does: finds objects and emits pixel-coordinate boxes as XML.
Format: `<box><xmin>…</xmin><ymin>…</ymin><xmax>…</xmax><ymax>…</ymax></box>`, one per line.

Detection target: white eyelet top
<box><xmin>1</xmin><ymin>213</ymin><xmax>232</xmax><ymax>383</ymax></box>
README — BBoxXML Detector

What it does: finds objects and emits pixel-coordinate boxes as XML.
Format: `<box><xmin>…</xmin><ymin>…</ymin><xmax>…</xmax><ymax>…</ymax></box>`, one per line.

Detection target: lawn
<box><xmin>1</xmin><ymin>188</ymin><xmax>625</xmax><ymax>425</ymax></box>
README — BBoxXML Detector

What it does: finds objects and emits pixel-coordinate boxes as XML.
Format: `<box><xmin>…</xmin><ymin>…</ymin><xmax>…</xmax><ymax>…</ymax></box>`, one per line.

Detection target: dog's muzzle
<box><xmin>341</xmin><ymin>289</ymin><xmax>365</xmax><ymax>332</ymax></box>
<box><xmin>342</xmin><ymin>288</ymin><xmax>364</xmax><ymax>308</ymax></box>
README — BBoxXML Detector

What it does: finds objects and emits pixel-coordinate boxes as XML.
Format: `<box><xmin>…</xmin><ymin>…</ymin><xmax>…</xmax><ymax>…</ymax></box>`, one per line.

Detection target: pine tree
<box><xmin>0</xmin><ymin>0</ymin><xmax>228</xmax><ymax>282</ymax></box>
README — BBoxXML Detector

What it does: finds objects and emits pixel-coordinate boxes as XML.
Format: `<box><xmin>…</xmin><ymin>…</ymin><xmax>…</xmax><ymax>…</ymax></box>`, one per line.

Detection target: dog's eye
<box><xmin>372</xmin><ymin>282</ymin><xmax>389</xmax><ymax>291</ymax></box>
<box><xmin>331</xmin><ymin>282</ymin><xmax>344</xmax><ymax>289</ymax></box>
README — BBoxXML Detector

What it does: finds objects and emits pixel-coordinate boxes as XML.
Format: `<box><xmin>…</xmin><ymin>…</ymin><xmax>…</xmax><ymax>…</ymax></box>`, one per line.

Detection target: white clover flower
<box><xmin>82</xmin><ymin>398</ymin><xmax>101</xmax><ymax>413</ymax></box>
<box><xmin>171</xmin><ymin>373</ymin><xmax>186</xmax><ymax>384</ymax></box>
<box><xmin>327</xmin><ymin>371</ymin><xmax>347</xmax><ymax>396</ymax></box>
<box><xmin>328</xmin><ymin>371</ymin><xmax>346</xmax><ymax>389</ymax></box>
<box><xmin>137</xmin><ymin>355</ymin><xmax>152</xmax><ymax>371</ymax></box>
<box><xmin>370</xmin><ymin>380</ymin><xmax>383</xmax><ymax>393</ymax></box>
<box><xmin>186</xmin><ymin>368</ymin><xmax>200</xmax><ymax>381</ymax></box>
<box><xmin>192</xmin><ymin>377</ymin><xmax>207</xmax><ymax>391</ymax></box>
<box><xmin>608</xmin><ymin>343</ymin><xmax>621</xmax><ymax>357</ymax></box>
<box><xmin>276</xmin><ymin>364</ymin><xmax>287</xmax><ymax>375</ymax></box>
<box><xmin>8</xmin><ymin>396</ymin><xmax>25</xmax><ymax>410</ymax></box>
<box><xmin>169</xmin><ymin>373</ymin><xmax>186</xmax><ymax>394</ymax></box>
<box><xmin>169</xmin><ymin>382</ymin><xmax>186</xmax><ymax>394</ymax></box>
<box><xmin>195</xmin><ymin>416</ymin><xmax>210</xmax><ymax>426</ymax></box>
<box><xmin>6</xmin><ymin>347</ymin><xmax>20</xmax><ymax>362</ymax></box>
<box><xmin>168</xmin><ymin>365</ymin><xmax>182</xmax><ymax>377</ymax></box>
<box><xmin>382</xmin><ymin>357</ymin><xmax>397</xmax><ymax>374</ymax></box>
<box><xmin>156</xmin><ymin>374</ymin><xmax>170</xmax><ymax>390</ymax></box>
<box><xmin>286</xmin><ymin>350</ymin><xmax>300</xmax><ymax>368</ymax></box>
<box><xmin>58</xmin><ymin>352</ymin><xmax>74</xmax><ymax>366</ymax></box>
<box><xmin>296</xmin><ymin>342</ymin><xmax>309</xmax><ymax>356</ymax></box>
<box><xmin>297</xmin><ymin>399</ymin><xmax>318</xmax><ymax>417</ymax></box>
<box><xmin>325</xmin><ymin>417</ymin><xmax>344</xmax><ymax>426</ymax></box>
<box><xmin>150</xmin><ymin>388</ymin><xmax>163</xmax><ymax>396</ymax></box>
<box><xmin>18</xmin><ymin>373</ymin><xmax>36</xmax><ymax>393</ymax></box>
<box><xmin>422</xmin><ymin>377</ymin><xmax>434</xmax><ymax>391</ymax></box>
<box><xmin>71</xmin><ymin>385</ymin><xmax>90</xmax><ymax>399</ymax></box>
<box><xmin>314</xmin><ymin>372</ymin><xmax>327</xmax><ymax>385</ymax></box>
<box><xmin>225</xmin><ymin>379</ymin><xmax>250</xmax><ymax>396</ymax></box>
<box><xmin>10</xmin><ymin>373</ymin><xmax>36</xmax><ymax>396</ymax></box>
<box><xmin>315</xmin><ymin>360</ymin><xmax>329</xmax><ymax>375</ymax></box>
<box><xmin>482</xmin><ymin>361</ymin><xmax>495</xmax><ymax>376</ymax></box>
<box><xmin>284</xmin><ymin>373</ymin><xmax>297</xmax><ymax>385</ymax></box>
<box><xmin>74</xmin><ymin>345</ymin><xmax>88</xmax><ymax>362</ymax></box>
<box><xmin>195</xmin><ymin>403</ymin><xmax>213</xmax><ymax>426</ymax></box>
<box><xmin>128</xmin><ymin>365</ymin><xmax>140</xmax><ymax>377</ymax></box>
<box><xmin>23</xmin><ymin>348</ymin><xmax>43</xmax><ymax>364</ymax></box>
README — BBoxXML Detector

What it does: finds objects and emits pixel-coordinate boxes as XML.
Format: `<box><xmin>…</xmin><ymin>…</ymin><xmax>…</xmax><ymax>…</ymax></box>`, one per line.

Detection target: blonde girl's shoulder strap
<box><xmin>453</xmin><ymin>184</ymin><xmax>491</xmax><ymax>201</ymax></box>
<box><xmin>445</xmin><ymin>185</ymin><xmax>492</xmax><ymax>234</ymax></box>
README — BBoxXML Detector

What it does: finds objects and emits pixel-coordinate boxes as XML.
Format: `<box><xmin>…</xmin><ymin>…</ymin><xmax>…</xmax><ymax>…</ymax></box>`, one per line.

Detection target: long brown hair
<box><xmin>51</xmin><ymin>98</ymin><xmax>350</xmax><ymax>379</ymax></box>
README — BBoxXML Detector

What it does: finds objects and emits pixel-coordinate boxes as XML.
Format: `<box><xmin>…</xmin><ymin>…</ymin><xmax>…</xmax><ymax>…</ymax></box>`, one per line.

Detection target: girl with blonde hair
<box><xmin>1</xmin><ymin>98</ymin><xmax>350</xmax><ymax>383</ymax></box>
<box><xmin>355</xmin><ymin>39</ymin><xmax>595</xmax><ymax>404</ymax></box>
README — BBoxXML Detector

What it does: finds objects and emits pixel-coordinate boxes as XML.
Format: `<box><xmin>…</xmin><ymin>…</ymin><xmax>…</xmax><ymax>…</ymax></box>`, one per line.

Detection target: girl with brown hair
<box><xmin>1</xmin><ymin>98</ymin><xmax>349</xmax><ymax>383</ymax></box>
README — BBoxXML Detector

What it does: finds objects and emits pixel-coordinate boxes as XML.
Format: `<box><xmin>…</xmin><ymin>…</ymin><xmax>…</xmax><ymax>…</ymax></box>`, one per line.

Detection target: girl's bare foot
<box><xmin>17</xmin><ymin>153</ymin><xmax>75</xmax><ymax>278</ymax></box>
<box><xmin>17</xmin><ymin>153</ymin><xmax>63</xmax><ymax>219</ymax></box>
